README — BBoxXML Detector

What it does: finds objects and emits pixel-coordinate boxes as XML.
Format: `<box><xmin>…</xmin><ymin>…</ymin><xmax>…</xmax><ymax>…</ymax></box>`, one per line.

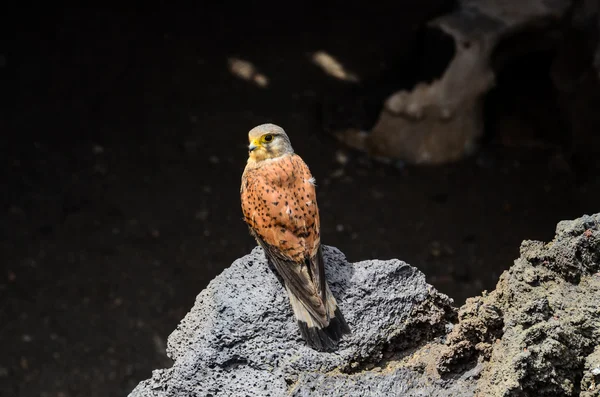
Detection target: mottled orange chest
<box><xmin>241</xmin><ymin>154</ymin><xmax>321</xmax><ymax>261</ymax></box>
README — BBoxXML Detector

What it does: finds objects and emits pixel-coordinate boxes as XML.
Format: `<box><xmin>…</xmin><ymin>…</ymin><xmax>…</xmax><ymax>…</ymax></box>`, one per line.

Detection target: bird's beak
<box><xmin>248</xmin><ymin>141</ymin><xmax>259</xmax><ymax>152</ymax></box>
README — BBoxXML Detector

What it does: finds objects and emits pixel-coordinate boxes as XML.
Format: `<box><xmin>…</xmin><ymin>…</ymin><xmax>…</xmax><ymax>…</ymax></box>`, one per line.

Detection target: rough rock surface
<box><xmin>129</xmin><ymin>214</ymin><xmax>600</xmax><ymax>397</ymax></box>
<box><xmin>128</xmin><ymin>246</ymin><xmax>459</xmax><ymax>396</ymax></box>
<box><xmin>438</xmin><ymin>213</ymin><xmax>600</xmax><ymax>396</ymax></box>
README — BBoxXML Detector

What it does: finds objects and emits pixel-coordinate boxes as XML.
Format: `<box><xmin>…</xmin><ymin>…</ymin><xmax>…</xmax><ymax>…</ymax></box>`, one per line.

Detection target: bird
<box><xmin>240</xmin><ymin>123</ymin><xmax>350</xmax><ymax>351</ymax></box>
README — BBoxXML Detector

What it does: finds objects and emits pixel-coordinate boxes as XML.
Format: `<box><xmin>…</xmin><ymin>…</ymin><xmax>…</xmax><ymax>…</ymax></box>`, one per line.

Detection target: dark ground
<box><xmin>1</xmin><ymin>3</ymin><xmax>599</xmax><ymax>397</ymax></box>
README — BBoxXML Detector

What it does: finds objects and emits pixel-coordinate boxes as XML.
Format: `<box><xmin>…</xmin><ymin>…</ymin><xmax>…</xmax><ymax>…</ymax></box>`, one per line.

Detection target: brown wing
<box><xmin>241</xmin><ymin>154</ymin><xmax>329</xmax><ymax>325</ymax></box>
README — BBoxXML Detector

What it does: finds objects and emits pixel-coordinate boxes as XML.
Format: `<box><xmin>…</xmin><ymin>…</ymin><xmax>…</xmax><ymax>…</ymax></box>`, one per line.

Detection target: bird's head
<box><xmin>247</xmin><ymin>123</ymin><xmax>294</xmax><ymax>162</ymax></box>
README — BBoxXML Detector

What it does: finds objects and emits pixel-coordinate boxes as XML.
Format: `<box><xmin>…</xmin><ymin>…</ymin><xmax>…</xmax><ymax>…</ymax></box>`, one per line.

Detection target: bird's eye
<box><xmin>263</xmin><ymin>134</ymin><xmax>274</xmax><ymax>142</ymax></box>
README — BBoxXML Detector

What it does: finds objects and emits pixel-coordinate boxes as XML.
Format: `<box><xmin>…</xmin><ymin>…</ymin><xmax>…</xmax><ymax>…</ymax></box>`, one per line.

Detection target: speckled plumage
<box><xmin>240</xmin><ymin>123</ymin><xmax>350</xmax><ymax>351</ymax></box>
<box><xmin>242</xmin><ymin>154</ymin><xmax>319</xmax><ymax>262</ymax></box>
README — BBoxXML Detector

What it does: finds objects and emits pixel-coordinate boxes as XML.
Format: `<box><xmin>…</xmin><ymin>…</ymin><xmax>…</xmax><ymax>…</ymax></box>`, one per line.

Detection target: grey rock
<box><xmin>292</xmin><ymin>367</ymin><xmax>474</xmax><ymax>397</ymax></box>
<box><xmin>129</xmin><ymin>246</ymin><xmax>457</xmax><ymax>397</ymax></box>
<box><xmin>130</xmin><ymin>213</ymin><xmax>600</xmax><ymax>397</ymax></box>
<box><xmin>439</xmin><ymin>213</ymin><xmax>600</xmax><ymax>396</ymax></box>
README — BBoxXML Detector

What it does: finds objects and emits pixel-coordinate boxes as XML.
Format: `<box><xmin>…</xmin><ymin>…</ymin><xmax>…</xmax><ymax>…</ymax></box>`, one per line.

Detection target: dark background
<box><xmin>1</xmin><ymin>2</ymin><xmax>599</xmax><ymax>396</ymax></box>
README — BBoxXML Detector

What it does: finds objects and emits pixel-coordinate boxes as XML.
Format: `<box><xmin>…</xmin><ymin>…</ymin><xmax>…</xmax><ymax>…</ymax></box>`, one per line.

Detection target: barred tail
<box><xmin>286</xmin><ymin>284</ymin><xmax>350</xmax><ymax>352</ymax></box>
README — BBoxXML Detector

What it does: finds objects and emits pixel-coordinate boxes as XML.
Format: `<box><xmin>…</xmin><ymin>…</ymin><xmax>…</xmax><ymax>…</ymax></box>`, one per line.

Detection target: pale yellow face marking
<box><xmin>247</xmin><ymin>133</ymin><xmax>278</xmax><ymax>162</ymax></box>
<box><xmin>246</xmin><ymin>124</ymin><xmax>293</xmax><ymax>163</ymax></box>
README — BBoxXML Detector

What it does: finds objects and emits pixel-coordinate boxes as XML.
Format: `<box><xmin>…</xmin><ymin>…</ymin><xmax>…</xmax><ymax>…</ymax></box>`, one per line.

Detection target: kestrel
<box><xmin>240</xmin><ymin>123</ymin><xmax>350</xmax><ymax>351</ymax></box>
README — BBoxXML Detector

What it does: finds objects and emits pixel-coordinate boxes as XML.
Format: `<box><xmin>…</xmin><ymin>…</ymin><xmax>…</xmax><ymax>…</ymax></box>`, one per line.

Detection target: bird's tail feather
<box><xmin>286</xmin><ymin>285</ymin><xmax>350</xmax><ymax>352</ymax></box>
